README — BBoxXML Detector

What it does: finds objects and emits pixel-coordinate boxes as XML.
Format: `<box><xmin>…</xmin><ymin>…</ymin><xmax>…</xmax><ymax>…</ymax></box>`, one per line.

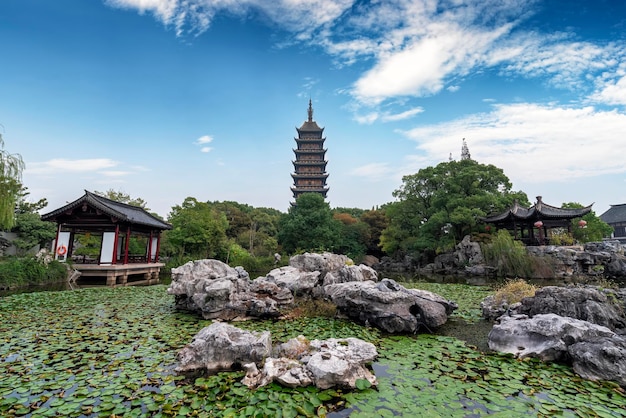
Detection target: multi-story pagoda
<box><xmin>291</xmin><ymin>100</ymin><xmax>329</xmax><ymax>202</ymax></box>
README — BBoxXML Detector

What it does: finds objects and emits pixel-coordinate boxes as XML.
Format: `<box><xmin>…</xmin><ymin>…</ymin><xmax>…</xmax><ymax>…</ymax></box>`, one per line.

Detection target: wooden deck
<box><xmin>73</xmin><ymin>263</ymin><xmax>165</xmax><ymax>287</ymax></box>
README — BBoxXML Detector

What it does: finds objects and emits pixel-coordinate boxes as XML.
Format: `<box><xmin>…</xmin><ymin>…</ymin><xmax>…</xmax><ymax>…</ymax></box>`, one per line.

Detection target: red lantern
<box><xmin>485</xmin><ymin>225</ymin><xmax>491</xmax><ymax>232</ymax></box>
<box><xmin>578</xmin><ymin>220</ymin><xmax>587</xmax><ymax>228</ymax></box>
<box><xmin>534</xmin><ymin>221</ymin><xmax>543</xmax><ymax>228</ymax></box>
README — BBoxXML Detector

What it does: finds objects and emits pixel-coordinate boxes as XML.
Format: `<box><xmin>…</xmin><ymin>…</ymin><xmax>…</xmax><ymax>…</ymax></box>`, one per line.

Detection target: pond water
<box><xmin>1</xmin><ymin>281</ymin><xmax>624</xmax><ymax>417</ymax></box>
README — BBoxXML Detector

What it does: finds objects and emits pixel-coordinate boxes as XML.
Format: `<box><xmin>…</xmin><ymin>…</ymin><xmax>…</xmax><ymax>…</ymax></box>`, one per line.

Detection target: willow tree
<box><xmin>0</xmin><ymin>134</ymin><xmax>25</xmax><ymax>230</ymax></box>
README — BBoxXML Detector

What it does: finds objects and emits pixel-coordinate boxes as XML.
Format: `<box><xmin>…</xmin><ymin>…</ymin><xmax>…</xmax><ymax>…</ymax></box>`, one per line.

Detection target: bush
<box><xmin>493</xmin><ymin>278</ymin><xmax>537</xmax><ymax>306</ymax></box>
<box><xmin>482</xmin><ymin>230</ymin><xmax>534</xmax><ymax>278</ymax></box>
<box><xmin>0</xmin><ymin>256</ymin><xmax>67</xmax><ymax>288</ymax></box>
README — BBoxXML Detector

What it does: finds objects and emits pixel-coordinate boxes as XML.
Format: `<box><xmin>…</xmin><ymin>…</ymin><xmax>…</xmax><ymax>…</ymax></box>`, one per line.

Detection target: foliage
<box><xmin>1</xmin><ymin>285</ymin><xmax>624</xmax><ymax>417</ymax></box>
<box><xmin>381</xmin><ymin>159</ymin><xmax>528</xmax><ymax>259</ymax></box>
<box><xmin>482</xmin><ymin>230</ymin><xmax>536</xmax><ymax>278</ymax></box>
<box><xmin>278</xmin><ymin>193</ymin><xmax>342</xmax><ymax>254</ymax></box>
<box><xmin>94</xmin><ymin>188</ymin><xmax>149</xmax><ymax>210</ymax></box>
<box><xmin>561</xmin><ymin>202</ymin><xmax>613</xmax><ymax>243</ymax></box>
<box><xmin>0</xmin><ymin>256</ymin><xmax>67</xmax><ymax>287</ymax></box>
<box><xmin>0</xmin><ymin>133</ymin><xmax>25</xmax><ymax>230</ymax></box>
<box><xmin>549</xmin><ymin>229</ymin><xmax>576</xmax><ymax>246</ymax></box>
<box><xmin>208</xmin><ymin>201</ymin><xmax>282</xmax><ymax>257</ymax></box>
<box><xmin>360</xmin><ymin>209</ymin><xmax>389</xmax><ymax>257</ymax></box>
<box><xmin>165</xmin><ymin>197</ymin><xmax>228</xmax><ymax>263</ymax></box>
<box><xmin>333</xmin><ymin>212</ymin><xmax>369</xmax><ymax>261</ymax></box>
<box><xmin>493</xmin><ymin>278</ymin><xmax>537</xmax><ymax>306</ymax></box>
<box><xmin>9</xmin><ymin>187</ymin><xmax>57</xmax><ymax>255</ymax></box>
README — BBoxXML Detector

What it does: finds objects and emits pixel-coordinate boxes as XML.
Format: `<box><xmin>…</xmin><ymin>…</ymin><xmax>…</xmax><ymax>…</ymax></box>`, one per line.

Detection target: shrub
<box><xmin>0</xmin><ymin>256</ymin><xmax>67</xmax><ymax>288</ymax></box>
<box><xmin>493</xmin><ymin>278</ymin><xmax>537</xmax><ymax>306</ymax></box>
<box><xmin>481</xmin><ymin>230</ymin><xmax>534</xmax><ymax>278</ymax></box>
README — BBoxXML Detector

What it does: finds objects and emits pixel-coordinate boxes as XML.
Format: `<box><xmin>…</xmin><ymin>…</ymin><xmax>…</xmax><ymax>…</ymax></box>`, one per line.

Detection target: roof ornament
<box><xmin>307</xmin><ymin>99</ymin><xmax>313</xmax><ymax>122</ymax></box>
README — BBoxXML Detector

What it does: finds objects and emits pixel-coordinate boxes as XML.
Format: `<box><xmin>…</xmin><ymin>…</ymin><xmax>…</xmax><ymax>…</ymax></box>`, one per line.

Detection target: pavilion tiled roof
<box><xmin>484</xmin><ymin>196</ymin><xmax>592</xmax><ymax>223</ymax></box>
<box><xmin>41</xmin><ymin>190</ymin><xmax>172</xmax><ymax>230</ymax></box>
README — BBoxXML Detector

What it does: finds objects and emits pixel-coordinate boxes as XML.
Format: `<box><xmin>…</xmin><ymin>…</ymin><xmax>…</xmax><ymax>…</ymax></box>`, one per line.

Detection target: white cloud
<box><xmin>590</xmin><ymin>74</ymin><xmax>626</xmax><ymax>106</ymax></box>
<box><xmin>27</xmin><ymin>158</ymin><xmax>118</xmax><ymax>174</ymax></box>
<box><xmin>354</xmin><ymin>106</ymin><xmax>423</xmax><ymax>124</ymax></box>
<box><xmin>401</xmin><ymin>103</ymin><xmax>626</xmax><ymax>183</ymax></box>
<box><xmin>194</xmin><ymin>135</ymin><xmax>213</xmax><ymax>145</ymax></box>
<box><xmin>200</xmin><ymin>147</ymin><xmax>213</xmax><ymax>153</ymax></box>
<box><xmin>381</xmin><ymin>107</ymin><xmax>423</xmax><ymax>122</ymax></box>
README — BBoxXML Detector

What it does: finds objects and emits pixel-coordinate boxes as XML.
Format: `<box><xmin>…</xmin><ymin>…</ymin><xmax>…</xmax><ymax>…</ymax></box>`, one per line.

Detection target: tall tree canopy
<box><xmin>0</xmin><ymin>134</ymin><xmax>25</xmax><ymax>230</ymax></box>
<box><xmin>278</xmin><ymin>193</ymin><xmax>341</xmax><ymax>254</ymax></box>
<box><xmin>381</xmin><ymin>159</ymin><xmax>528</xmax><ymax>257</ymax></box>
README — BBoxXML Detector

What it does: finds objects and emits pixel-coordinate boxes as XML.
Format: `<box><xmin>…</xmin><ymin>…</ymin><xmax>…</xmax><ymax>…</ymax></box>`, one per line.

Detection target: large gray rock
<box><xmin>261</xmin><ymin>266</ymin><xmax>321</xmax><ymax>296</ymax></box>
<box><xmin>324</xmin><ymin>278</ymin><xmax>457</xmax><ymax>333</ymax></box>
<box><xmin>569</xmin><ymin>337</ymin><xmax>626</xmax><ymax>387</ymax></box>
<box><xmin>322</xmin><ymin>264</ymin><xmax>379</xmax><ymax>286</ymax></box>
<box><xmin>488</xmin><ymin>313</ymin><xmax>626</xmax><ymax>387</ymax></box>
<box><xmin>243</xmin><ymin>335</ymin><xmax>378</xmax><ymax>390</ymax></box>
<box><xmin>514</xmin><ymin>286</ymin><xmax>626</xmax><ymax>334</ymax></box>
<box><xmin>488</xmin><ymin>313</ymin><xmax>615</xmax><ymax>362</ymax></box>
<box><xmin>167</xmin><ymin>259</ymin><xmax>293</xmax><ymax>320</ymax></box>
<box><xmin>289</xmin><ymin>252</ymin><xmax>350</xmax><ymax>277</ymax></box>
<box><xmin>176</xmin><ymin>322</ymin><xmax>272</xmax><ymax>374</ymax></box>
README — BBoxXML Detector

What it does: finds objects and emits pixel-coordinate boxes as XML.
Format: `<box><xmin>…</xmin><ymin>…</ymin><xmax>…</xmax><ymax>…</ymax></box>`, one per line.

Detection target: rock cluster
<box><xmin>176</xmin><ymin>322</ymin><xmax>378</xmax><ymax>390</ymax></box>
<box><xmin>168</xmin><ymin>252</ymin><xmax>457</xmax><ymax>333</ymax></box>
<box><xmin>486</xmin><ymin>285</ymin><xmax>626</xmax><ymax>388</ymax></box>
<box><xmin>376</xmin><ymin>237</ymin><xmax>626</xmax><ymax>281</ymax></box>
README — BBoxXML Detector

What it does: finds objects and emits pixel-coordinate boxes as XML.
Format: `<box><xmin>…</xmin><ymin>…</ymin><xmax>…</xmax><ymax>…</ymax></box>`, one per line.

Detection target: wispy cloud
<box><xmin>354</xmin><ymin>106</ymin><xmax>423</xmax><ymax>124</ymax></box>
<box><xmin>27</xmin><ymin>158</ymin><xmax>118</xmax><ymax>174</ymax></box>
<box><xmin>194</xmin><ymin>135</ymin><xmax>213</xmax><ymax>145</ymax></box>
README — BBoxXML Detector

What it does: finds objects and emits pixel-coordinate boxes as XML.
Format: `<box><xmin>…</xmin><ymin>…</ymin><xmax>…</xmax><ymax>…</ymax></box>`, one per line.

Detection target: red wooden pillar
<box><xmin>124</xmin><ymin>226</ymin><xmax>130</xmax><ymax>264</ymax></box>
<box><xmin>112</xmin><ymin>225</ymin><xmax>120</xmax><ymax>265</ymax></box>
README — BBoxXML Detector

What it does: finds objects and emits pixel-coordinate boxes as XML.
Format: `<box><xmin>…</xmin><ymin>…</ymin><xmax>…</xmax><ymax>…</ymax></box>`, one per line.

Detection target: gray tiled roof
<box><xmin>484</xmin><ymin>197</ymin><xmax>592</xmax><ymax>223</ymax></box>
<box><xmin>41</xmin><ymin>190</ymin><xmax>172</xmax><ymax>230</ymax></box>
<box><xmin>600</xmin><ymin>204</ymin><xmax>626</xmax><ymax>224</ymax></box>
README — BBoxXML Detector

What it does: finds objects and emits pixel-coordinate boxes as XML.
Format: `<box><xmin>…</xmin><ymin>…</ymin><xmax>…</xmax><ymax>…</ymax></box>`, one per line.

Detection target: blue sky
<box><xmin>2</xmin><ymin>0</ymin><xmax>626</xmax><ymax>219</ymax></box>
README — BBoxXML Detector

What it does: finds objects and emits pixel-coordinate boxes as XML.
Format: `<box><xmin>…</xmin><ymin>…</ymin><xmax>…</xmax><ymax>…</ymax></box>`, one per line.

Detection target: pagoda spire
<box><xmin>307</xmin><ymin>99</ymin><xmax>313</xmax><ymax>122</ymax></box>
<box><xmin>461</xmin><ymin>138</ymin><xmax>471</xmax><ymax>160</ymax></box>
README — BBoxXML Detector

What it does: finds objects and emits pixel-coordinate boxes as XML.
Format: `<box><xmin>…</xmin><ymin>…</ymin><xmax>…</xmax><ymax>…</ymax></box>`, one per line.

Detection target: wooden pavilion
<box><xmin>41</xmin><ymin>190</ymin><xmax>172</xmax><ymax>286</ymax></box>
<box><xmin>483</xmin><ymin>196</ymin><xmax>592</xmax><ymax>245</ymax></box>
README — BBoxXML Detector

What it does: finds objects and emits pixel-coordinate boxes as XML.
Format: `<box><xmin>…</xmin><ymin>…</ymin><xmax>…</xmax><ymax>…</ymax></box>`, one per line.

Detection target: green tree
<box><xmin>360</xmin><ymin>208</ymin><xmax>389</xmax><ymax>257</ymax></box>
<box><xmin>94</xmin><ymin>189</ymin><xmax>149</xmax><ymax>210</ymax></box>
<box><xmin>381</xmin><ymin>159</ymin><xmax>528</xmax><ymax>258</ymax></box>
<box><xmin>278</xmin><ymin>193</ymin><xmax>341</xmax><ymax>254</ymax></box>
<box><xmin>11</xmin><ymin>187</ymin><xmax>56</xmax><ymax>255</ymax></box>
<box><xmin>166</xmin><ymin>197</ymin><xmax>228</xmax><ymax>261</ymax></box>
<box><xmin>0</xmin><ymin>133</ymin><xmax>25</xmax><ymax>230</ymax></box>
<box><xmin>333</xmin><ymin>212</ymin><xmax>369</xmax><ymax>261</ymax></box>
<box><xmin>561</xmin><ymin>202</ymin><xmax>613</xmax><ymax>243</ymax></box>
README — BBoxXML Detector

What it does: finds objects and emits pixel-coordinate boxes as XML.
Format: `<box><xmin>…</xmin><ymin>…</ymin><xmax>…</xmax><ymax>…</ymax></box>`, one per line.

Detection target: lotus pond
<box><xmin>0</xmin><ymin>283</ymin><xmax>624</xmax><ymax>417</ymax></box>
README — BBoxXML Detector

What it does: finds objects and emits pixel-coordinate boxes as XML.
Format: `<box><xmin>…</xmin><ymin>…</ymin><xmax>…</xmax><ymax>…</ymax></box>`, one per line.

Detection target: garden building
<box><xmin>599</xmin><ymin>204</ymin><xmax>626</xmax><ymax>243</ymax></box>
<box><xmin>483</xmin><ymin>196</ymin><xmax>592</xmax><ymax>245</ymax></box>
<box><xmin>291</xmin><ymin>99</ymin><xmax>329</xmax><ymax>203</ymax></box>
<box><xmin>41</xmin><ymin>190</ymin><xmax>172</xmax><ymax>286</ymax></box>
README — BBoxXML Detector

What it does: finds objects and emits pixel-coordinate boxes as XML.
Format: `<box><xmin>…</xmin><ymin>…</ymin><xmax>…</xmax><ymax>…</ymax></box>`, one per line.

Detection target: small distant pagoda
<box><xmin>291</xmin><ymin>100</ymin><xmax>329</xmax><ymax>202</ymax></box>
